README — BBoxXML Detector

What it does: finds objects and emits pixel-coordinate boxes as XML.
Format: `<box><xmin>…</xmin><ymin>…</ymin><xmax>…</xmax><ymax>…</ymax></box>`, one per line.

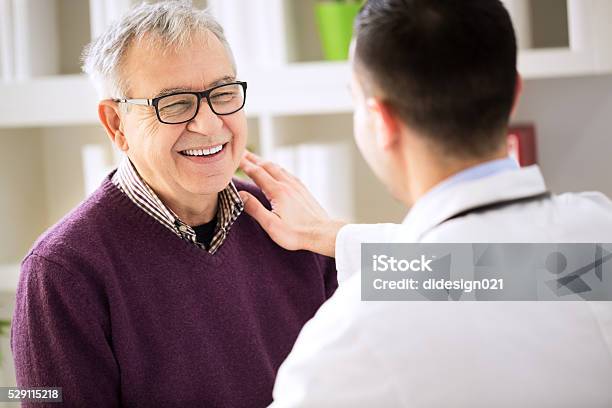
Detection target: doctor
<box><xmin>239</xmin><ymin>0</ymin><xmax>612</xmax><ymax>406</ymax></box>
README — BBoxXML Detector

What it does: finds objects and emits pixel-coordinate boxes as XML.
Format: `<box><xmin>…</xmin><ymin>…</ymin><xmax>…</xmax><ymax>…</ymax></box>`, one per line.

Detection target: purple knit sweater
<box><xmin>11</xmin><ymin>175</ymin><xmax>337</xmax><ymax>408</ymax></box>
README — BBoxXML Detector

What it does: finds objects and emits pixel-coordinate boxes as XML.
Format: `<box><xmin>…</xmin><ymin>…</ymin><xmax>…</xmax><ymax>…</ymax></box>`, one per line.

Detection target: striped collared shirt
<box><xmin>111</xmin><ymin>157</ymin><xmax>244</xmax><ymax>254</ymax></box>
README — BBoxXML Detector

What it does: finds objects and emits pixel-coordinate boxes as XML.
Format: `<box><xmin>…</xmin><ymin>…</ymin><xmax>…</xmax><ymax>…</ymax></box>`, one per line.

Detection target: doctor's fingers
<box><xmin>242</xmin><ymin>151</ymin><xmax>294</xmax><ymax>183</ymax></box>
<box><xmin>240</xmin><ymin>157</ymin><xmax>282</xmax><ymax>201</ymax></box>
<box><xmin>238</xmin><ymin>190</ymin><xmax>300</xmax><ymax>252</ymax></box>
<box><xmin>240</xmin><ymin>155</ymin><xmax>311</xmax><ymax>209</ymax></box>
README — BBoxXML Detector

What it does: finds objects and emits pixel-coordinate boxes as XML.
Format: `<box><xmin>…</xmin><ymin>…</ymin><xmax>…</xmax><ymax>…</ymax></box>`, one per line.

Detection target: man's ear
<box><xmin>367</xmin><ymin>98</ymin><xmax>400</xmax><ymax>150</ymax></box>
<box><xmin>99</xmin><ymin>100</ymin><xmax>129</xmax><ymax>152</ymax></box>
<box><xmin>510</xmin><ymin>73</ymin><xmax>523</xmax><ymax>117</ymax></box>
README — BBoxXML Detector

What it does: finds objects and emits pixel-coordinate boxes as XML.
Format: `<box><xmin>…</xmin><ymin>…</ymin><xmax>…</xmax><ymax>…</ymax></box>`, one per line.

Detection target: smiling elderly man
<box><xmin>10</xmin><ymin>2</ymin><xmax>336</xmax><ymax>407</ymax></box>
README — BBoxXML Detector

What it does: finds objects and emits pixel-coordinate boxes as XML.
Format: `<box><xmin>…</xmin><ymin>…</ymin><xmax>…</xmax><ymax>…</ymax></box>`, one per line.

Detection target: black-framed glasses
<box><xmin>113</xmin><ymin>81</ymin><xmax>247</xmax><ymax>124</ymax></box>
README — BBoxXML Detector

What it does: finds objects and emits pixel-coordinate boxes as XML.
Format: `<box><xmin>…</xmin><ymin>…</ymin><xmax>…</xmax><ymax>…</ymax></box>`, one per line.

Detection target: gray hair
<box><xmin>81</xmin><ymin>0</ymin><xmax>235</xmax><ymax>99</ymax></box>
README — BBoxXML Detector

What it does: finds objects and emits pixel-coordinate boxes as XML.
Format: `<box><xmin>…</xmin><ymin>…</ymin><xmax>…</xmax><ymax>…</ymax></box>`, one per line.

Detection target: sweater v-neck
<box><xmin>99</xmin><ymin>176</ymin><xmax>237</xmax><ymax>266</ymax></box>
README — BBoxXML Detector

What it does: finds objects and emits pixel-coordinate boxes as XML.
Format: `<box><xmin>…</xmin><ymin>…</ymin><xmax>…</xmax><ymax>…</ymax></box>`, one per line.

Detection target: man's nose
<box><xmin>186</xmin><ymin>99</ymin><xmax>224</xmax><ymax>134</ymax></box>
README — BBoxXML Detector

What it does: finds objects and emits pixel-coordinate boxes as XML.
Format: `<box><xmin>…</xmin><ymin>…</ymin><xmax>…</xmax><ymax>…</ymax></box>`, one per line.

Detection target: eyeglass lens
<box><xmin>156</xmin><ymin>83</ymin><xmax>245</xmax><ymax>123</ymax></box>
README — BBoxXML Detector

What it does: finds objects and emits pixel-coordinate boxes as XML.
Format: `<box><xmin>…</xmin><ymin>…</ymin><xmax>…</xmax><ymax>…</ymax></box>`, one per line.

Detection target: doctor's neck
<box><xmin>397</xmin><ymin>130</ymin><xmax>509</xmax><ymax>207</ymax></box>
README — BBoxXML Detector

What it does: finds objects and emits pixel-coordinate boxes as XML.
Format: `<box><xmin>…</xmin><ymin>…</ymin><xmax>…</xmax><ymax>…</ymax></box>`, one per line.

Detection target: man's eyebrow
<box><xmin>209</xmin><ymin>75</ymin><xmax>236</xmax><ymax>87</ymax></box>
<box><xmin>153</xmin><ymin>76</ymin><xmax>236</xmax><ymax>98</ymax></box>
<box><xmin>154</xmin><ymin>87</ymin><xmax>191</xmax><ymax>98</ymax></box>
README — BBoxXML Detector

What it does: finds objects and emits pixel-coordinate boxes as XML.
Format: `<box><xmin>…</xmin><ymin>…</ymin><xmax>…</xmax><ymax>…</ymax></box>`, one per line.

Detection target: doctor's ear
<box><xmin>510</xmin><ymin>73</ymin><xmax>523</xmax><ymax>118</ymax></box>
<box><xmin>366</xmin><ymin>98</ymin><xmax>401</xmax><ymax>150</ymax></box>
<box><xmin>99</xmin><ymin>100</ymin><xmax>129</xmax><ymax>152</ymax></box>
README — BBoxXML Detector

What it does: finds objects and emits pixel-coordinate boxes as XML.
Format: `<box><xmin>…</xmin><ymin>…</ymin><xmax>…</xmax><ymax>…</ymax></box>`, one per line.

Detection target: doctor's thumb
<box><xmin>239</xmin><ymin>191</ymin><xmax>274</xmax><ymax>229</ymax></box>
<box><xmin>238</xmin><ymin>190</ymin><xmax>251</xmax><ymax>205</ymax></box>
<box><xmin>239</xmin><ymin>190</ymin><xmax>293</xmax><ymax>251</ymax></box>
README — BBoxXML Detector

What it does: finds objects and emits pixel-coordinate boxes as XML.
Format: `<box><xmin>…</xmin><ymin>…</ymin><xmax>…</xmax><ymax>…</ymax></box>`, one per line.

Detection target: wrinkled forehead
<box><xmin>120</xmin><ymin>30</ymin><xmax>236</xmax><ymax>98</ymax></box>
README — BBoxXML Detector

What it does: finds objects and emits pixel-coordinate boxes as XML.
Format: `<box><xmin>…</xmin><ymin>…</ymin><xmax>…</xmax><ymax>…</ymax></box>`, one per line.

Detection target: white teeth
<box><xmin>181</xmin><ymin>144</ymin><xmax>224</xmax><ymax>157</ymax></box>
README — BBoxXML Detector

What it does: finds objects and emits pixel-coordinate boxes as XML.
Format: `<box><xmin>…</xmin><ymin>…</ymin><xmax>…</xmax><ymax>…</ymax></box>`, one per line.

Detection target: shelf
<box><xmin>0</xmin><ymin>264</ymin><xmax>19</xmax><ymax>293</ymax></box>
<box><xmin>244</xmin><ymin>62</ymin><xmax>352</xmax><ymax>116</ymax></box>
<box><xmin>0</xmin><ymin>62</ymin><xmax>352</xmax><ymax>127</ymax></box>
<box><xmin>519</xmin><ymin>48</ymin><xmax>600</xmax><ymax>79</ymax></box>
<box><xmin>1</xmin><ymin>75</ymin><xmax>99</xmax><ymax>127</ymax></box>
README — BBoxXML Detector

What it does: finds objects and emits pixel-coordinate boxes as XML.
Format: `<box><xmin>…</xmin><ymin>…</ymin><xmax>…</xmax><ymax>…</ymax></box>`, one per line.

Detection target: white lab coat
<box><xmin>271</xmin><ymin>165</ymin><xmax>612</xmax><ymax>407</ymax></box>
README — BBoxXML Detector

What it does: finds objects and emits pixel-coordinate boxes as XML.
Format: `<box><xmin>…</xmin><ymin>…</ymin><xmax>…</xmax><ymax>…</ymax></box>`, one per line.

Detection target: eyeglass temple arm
<box><xmin>114</xmin><ymin>98</ymin><xmax>152</xmax><ymax>106</ymax></box>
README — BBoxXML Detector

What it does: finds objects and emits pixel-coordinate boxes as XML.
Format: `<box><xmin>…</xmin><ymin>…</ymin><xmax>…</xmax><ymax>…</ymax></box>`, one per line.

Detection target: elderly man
<box><xmin>10</xmin><ymin>2</ymin><xmax>336</xmax><ymax>407</ymax></box>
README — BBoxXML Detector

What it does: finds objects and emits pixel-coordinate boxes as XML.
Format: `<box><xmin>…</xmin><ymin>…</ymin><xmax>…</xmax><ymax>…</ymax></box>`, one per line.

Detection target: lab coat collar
<box><xmin>402</xmin><ymin>165</ymin><xmax>548</xmax><ymax>240</ymax></box>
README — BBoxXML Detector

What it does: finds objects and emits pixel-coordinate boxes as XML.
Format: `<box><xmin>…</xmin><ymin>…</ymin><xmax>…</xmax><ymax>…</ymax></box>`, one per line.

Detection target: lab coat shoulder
<box><xmin>559</xmin><ymin>190</ymin><xmax>612</xmax><ymax>216</ymax></box>
<box><xmin>553</xmin><ymin>190</ymin><xmax>612</xmax><ymax>239</ymax></box>
<box><xmin>421</xmin><ymin>190</ymin><xmax>612</xmax><ymax>243</ymax></box>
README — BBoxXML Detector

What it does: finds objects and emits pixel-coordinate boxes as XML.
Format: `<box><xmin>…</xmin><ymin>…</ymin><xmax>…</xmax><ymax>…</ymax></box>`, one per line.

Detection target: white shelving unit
<box><xmin>513</xmin><ymin>0</ymin><xmax>612</xmax><ymax>78</ymax></box>
<box><xmin>1</xmin><ymin>0</ymin><xmax>612</xmax><ymax>292</ymax></box>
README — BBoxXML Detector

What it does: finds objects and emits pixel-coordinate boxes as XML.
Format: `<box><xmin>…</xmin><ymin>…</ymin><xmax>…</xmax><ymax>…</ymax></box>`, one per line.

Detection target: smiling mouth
<box><xmin>179</xmin><ymin>143</ymin><xmax>228</xmax><ymax>157</ymax></box>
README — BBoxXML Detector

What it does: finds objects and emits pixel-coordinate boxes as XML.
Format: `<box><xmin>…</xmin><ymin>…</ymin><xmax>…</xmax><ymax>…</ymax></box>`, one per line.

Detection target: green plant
<box><xmin>315</xmin><ymin>1</ymin><xmax>362</xmax><ymax>60</ymax></box>
<box><xmin>0</xmin><ymin>320</ymin><xmax>10</xmax><ymax>366</ymax></box>
<box><xmin>0</xmin><ymin>320</ymin><xmax>9</xmax><ymax>336</ymax></box>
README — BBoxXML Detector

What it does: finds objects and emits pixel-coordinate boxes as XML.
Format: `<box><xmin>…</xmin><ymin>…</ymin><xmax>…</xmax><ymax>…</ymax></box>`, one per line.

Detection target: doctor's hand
<box><xmin>239</xmin><ymin>151</ymin><xmax>346</xmax><ymax>257</ymax></box>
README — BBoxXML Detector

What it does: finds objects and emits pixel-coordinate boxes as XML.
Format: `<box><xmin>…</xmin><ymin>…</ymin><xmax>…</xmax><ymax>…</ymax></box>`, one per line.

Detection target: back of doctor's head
<box><xmin>353</xmin><ymin>0</ymin><xmax>517</xmax><ymax>158</ymax></box>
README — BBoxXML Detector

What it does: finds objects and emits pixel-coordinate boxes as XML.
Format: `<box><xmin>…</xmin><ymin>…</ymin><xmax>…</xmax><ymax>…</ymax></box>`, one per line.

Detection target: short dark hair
<box><xmin>354</xmin><ymin>0</ymin><xmax>517</xmax><ymax>158</ymax></box>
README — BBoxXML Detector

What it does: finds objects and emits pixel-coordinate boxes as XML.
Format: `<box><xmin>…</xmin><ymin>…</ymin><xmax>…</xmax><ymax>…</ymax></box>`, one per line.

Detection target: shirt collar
<box><xmin>421</xmin><ymin>157</ymin><xmax>519</xmax><ymax>203</ymax></box>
